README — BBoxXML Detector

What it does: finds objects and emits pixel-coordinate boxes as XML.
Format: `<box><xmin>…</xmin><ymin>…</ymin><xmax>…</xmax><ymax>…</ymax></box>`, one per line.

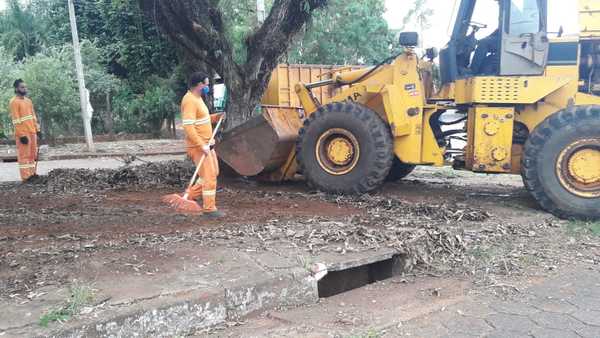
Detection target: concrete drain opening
<box><xmin>318</xmin><ymin>254</ymin><xmax>409</xmax><ymax>298</ymax></box>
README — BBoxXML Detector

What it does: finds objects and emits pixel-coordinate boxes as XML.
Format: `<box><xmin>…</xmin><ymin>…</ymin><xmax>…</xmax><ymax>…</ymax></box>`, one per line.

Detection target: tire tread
<box><xmin>296</xmin><ymin>102</ymin><xmax>394</xmax><ymax>194</ymax></box>
<box><xmin>522</xmin><ymin>106</ymin><xmax>600</xmax><ymax>219</ymax></box>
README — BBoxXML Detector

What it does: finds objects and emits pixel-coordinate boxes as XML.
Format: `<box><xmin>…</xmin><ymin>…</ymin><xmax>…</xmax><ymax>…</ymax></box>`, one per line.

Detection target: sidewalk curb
<box><xmin>40</xmin><ymin>151</ymin><xmax>186</xmax><ymax>161</ymax></box>
<box><xmin>30</xmin><ymin>269</ymin><xmax>316</xmax><ymax>338</ymax></box>
<box><xmin>0</xmin><ymin>151</ymin><xmax>186</xmax><ymax>163</ymax></box>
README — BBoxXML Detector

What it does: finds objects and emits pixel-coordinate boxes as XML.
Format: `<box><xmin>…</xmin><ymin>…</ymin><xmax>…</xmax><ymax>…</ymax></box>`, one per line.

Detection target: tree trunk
<box><xmin>104</xmin><ymin>92</ymin><xmax>115</xmax><ymax>140</ymax></box>
<box><xmin>225</xmin><ymin>77</ymin><xmax>265</xmax><ymax>129</ymax></box>
<box><xmin>138</xmin><ymin>0</ymin><xmax>328</xmax><ymax>129</ymax></box>
<box><xmin>171</xmin><ymin>117</ymin><xmax>176</xmax><ymax>137</ymax></box>
<box><xmin>42</xmin><ymin>119</ymin><xmax>53</xmax><ymax>146</ymax></box>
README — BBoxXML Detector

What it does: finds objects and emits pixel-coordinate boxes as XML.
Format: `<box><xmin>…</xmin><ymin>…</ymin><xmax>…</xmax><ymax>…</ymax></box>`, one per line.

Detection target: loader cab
<box><xmin>440</xmin><ymin>0</ymin><xmax>549</xmax><ymax>84</ymax></box>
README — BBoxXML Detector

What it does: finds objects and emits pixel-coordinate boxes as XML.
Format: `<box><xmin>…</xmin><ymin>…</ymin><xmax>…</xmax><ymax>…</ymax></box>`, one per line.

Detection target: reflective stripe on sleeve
<box><xmin>195</xmin><ymin>117</ymin><xmax>211</xmax><ymax>125</ymax></box>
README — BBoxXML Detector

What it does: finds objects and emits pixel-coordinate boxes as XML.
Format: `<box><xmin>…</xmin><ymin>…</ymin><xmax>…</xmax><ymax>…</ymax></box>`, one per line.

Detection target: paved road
<box><xmin>396</xmin><ymin>269</ymin><xmax>600</xmax><ymax>338</ymax></box>
<box><xmin>205</xmin><ymin>266</ymin><xmax>600</xmax><ymax>338</ymax></box>
<box><xmin>0</xmin><ymin>155</ymin><xmax>184</xmax><ymax>182</ymax></box>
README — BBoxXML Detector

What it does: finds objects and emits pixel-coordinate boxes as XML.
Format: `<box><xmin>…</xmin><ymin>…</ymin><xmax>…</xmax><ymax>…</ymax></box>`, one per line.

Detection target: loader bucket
<box><xmin>216</xmin><ymin>106</ymin><xmax>304</xmax><ymax>178</ymax></box>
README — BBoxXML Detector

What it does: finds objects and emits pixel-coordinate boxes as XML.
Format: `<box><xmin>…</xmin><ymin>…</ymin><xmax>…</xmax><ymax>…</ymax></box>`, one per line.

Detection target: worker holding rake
<box><xmin>172</xmin><ymin>72</ymin><xmax>225</xmax><ymax>217</ymax></box>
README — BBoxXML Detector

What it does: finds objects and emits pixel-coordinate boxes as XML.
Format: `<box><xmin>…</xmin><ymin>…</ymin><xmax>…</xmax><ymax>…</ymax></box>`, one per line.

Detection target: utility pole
<box><xmin>68</xmin><ymin>0</ymin><xmax>95</xmax><ymax>152</ymax></box>
<box><xmin>256</xmin><ymin>0</ymin><xmax>265</xmax><ymax>24</ymax></box>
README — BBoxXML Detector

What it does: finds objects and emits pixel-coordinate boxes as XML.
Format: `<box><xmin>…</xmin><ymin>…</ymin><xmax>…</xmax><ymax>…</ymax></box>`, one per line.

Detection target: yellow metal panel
<box><xmin>370</xmin><ymin>53</ymin><xmax>442</xmax><ymax>165</ymax></box>
<box><xmin>465</xmin><ymin>108</ymin><xmax>476</xmax><ymax>171</ymax></box>
<box><xmin>262</xmin><ymin>64</ymin><xmax>364</xmax><ymax>107</ymax></box>
<box><xmin>580</xmin><ymin>0</ymin><xmax>600</xmax><ymax>38</ymax></box>
<box><xmin>455</xmin><ymin>76</ymin><xmax>571</xmax><ymax>104</ymax></box>
<box><xmin>389</xmin><ymin>55</ymin><xmax>428</xmax><ymax>164</ymax></box>
<box><xmin>381</xmin><ymin>85</ymin><xmax>411</xmax><ymax>138</ymax></box>
<box><xmin>257</xmin><ymin>106</ymin><xmax>304</xmax><ymax>182</ymax></box>
<box><xmin>262</xmin><ymin>67</ymin><xmax>280</xmax><ymax>106</ymax></box>
<box><xmin>517</xmin><ymin>101</ymin><xmax>563</xmax><ymax>135</ymax></box>
<box><xmin>576</xmin><ymin>92</ymin><xmax>600</xmax><ymax>105</ymax></box>
<box><xmin>294</xmin><ymin>84</ymin><xmax>320</xmax><ymax>116</ymax></box>
<box><xmin>466</xmin><ymin>106</ymin><xmax>515</xmax><ymax>173</ymax></box>
<box><xmin>515</xmin><ymin>65</ymin><xmax>580</xmax><ymax>133</ymax></box>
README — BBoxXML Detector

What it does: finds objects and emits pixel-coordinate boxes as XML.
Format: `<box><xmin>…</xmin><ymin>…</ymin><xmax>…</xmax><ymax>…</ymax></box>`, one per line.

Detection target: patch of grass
<box><xmin>518</xmin><ymin>254</ymin><xmax>537</xmax><ymax>267</ymax></box>
<box><xmin>468</xmin><ymin>246</ymin><xmax>495</xmax><ymax>262</ymax></box>
<box><xmin>567</xmin><ymin>220</ymin><xmax>600</xmax><ymax>237</ymax></box>
<box><xmin>431</xmin><ymin>167</ymin><xmax>459</xmax><ymax>179</ymax></box>
<box><xmin>297</xmin><ymin>255</ymin><xmax>314</xmax><ymax>272</ymax></box>
<box><xmin>39</xmin><ymin>284</ymin><xmax>95</xmax><ymax>327</ymax></box>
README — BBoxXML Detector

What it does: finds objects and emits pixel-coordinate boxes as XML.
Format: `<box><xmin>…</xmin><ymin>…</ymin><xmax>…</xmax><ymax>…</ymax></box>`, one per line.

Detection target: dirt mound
<box><xmin>36</xmin><ymin>161</ymin><xmax>195</xmax><ymax>192</ymax></box>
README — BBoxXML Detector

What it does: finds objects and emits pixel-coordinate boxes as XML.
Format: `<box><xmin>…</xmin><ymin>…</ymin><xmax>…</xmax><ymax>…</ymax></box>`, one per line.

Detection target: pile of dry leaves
<box><xmin>24</xmin><ymin>161</ymin><xmax>492</xmax><ymax>269</ymax></box>
<box><xmin>37</xmin><ymin>161</ymin><xmax>195</xmax><ymax>192</ymax></box>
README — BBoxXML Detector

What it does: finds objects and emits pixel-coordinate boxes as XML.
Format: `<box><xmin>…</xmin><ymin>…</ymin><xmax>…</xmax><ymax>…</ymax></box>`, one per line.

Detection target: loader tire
<box><xmin>297</xmin><ymin>102</ymin><xmax>394</xmax><ymax>194</ymax></box>
<box><xmin>521</xmin><ymin>106</ymin><xmax>600</xmax><ymax>220</ymax></box>
<box><xmin>386</xmin><ymin>158</ymin><xmax>416</xmax><ymax>182</ymax></box>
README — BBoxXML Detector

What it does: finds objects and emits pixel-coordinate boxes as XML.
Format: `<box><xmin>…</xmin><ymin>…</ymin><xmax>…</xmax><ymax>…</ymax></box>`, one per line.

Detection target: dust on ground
<box><xmin>0</xmin><ymin>161</ymin><xmax>598</xmax><ymax>315</ymax></box>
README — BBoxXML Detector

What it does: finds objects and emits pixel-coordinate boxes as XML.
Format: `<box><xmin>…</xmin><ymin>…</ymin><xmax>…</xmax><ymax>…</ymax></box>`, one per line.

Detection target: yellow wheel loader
<box><xmin>218</xmin><ymin>0</ymin><xmax>600</xmax><ymax>220</ymax></box>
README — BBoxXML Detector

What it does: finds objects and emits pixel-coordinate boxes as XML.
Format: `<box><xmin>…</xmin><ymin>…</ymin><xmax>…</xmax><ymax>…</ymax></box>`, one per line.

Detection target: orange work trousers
<box><xmin>186</xmin><ymin>147</ymin><xmax>219</xmax><ymax>212</ymax></box>
<box><xmin>16</xmin><ymin>133</ymin><xmax>38</xmax><ymax>181</ymax></box>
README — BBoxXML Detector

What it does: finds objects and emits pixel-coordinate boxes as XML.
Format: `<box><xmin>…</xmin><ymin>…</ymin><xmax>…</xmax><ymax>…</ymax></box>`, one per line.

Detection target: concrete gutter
<box><xmin>18</xmin><ymin>270</ymin><xmax>317</xmax><ymax>338</ymax></box>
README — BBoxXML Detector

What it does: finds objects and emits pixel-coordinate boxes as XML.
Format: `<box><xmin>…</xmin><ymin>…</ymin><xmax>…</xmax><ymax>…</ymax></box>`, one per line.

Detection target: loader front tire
<box><xmin>522</xmin><ymin>106</ymin><xmax>600</xmax><ymax>220</ymax></box>
<box><xmin>297</xmin><ymin>102</ymin><xmax>394</xmax><ymax>194</ymax></box>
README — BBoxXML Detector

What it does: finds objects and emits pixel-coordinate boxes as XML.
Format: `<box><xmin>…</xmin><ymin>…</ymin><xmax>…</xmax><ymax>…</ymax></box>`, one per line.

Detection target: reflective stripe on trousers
<box><xmin>16</xmin><ymin>133</ymin><xmax>38</xmax><ymax>181</ymax></box>
<box><xmin>186</xmin><ymin>147</ymin><xmax>220</xmax><ymax>212</ymax></box>
<box><xmin>12</xmin><ymin>114</ymin><xmax>34</xmax><ymax>125</ymax></box>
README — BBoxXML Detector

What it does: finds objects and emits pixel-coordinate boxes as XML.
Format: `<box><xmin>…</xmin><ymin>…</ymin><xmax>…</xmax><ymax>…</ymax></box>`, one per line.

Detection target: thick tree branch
<box><xmin>138</xmin><ymin>0</ymin><xmax>328</xmax><ymax>128</ymax></box>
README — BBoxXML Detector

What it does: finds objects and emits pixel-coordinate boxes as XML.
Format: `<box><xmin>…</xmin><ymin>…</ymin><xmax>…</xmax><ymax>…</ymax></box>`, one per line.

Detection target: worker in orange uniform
<box><xmin>181</xmin><ymin>72</ymin><xmax>225</xmax><ymax>218</ymax></box>
<box><xmin>9</xmin><ymin>79</ymin><xmax>41</xmax><ymax>182</ymax></box>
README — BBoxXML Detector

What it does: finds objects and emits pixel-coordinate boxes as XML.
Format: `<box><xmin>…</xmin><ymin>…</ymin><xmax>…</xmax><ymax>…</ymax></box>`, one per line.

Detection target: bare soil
<box><xmin>0</xmin><ymin>175</ymin><xmax>362</xmax><ymax>299</ymax></box>
<box><xmin>1</xmin><ymin>163</ymin><xmax>598</xmax><ymax>315</ymax></box>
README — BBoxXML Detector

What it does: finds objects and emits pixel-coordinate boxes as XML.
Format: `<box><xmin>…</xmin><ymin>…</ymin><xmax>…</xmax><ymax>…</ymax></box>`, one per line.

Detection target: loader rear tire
<box><xmin>297</xmin><ymin>102</ymin><xmax>394</xmax><ymax>194</ymax></box>
<box><xmin>386</xmin><ymin>158</ymin><xmax>416</xmax><ymax>182</ymax></box>
<box><xmin>521</xmin><ymin>106</ymin><xmax>600</xmax><ymax>220</ymax></box>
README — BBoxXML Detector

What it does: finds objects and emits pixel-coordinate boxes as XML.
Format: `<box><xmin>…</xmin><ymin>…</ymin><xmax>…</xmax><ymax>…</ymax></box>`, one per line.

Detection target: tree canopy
<box><xmin>289</xmin><ymin>0</ymin><xmax>397</xmax><ymax>65</ymax></box>
<box><xmin>0</xmin><ymin>0</ymin><xmax>430</xmax><ymax>136</ymax></box>
<box><xmin>138</xmin><ymin>0</ymin><xmax>330</xmax><ymax>127</ymax></box>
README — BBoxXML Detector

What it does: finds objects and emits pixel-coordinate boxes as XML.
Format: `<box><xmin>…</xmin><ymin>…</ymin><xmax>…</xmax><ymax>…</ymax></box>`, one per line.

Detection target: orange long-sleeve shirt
<box><xmin>181</xmin><ymin>91</ymin><xmax>219</xmax><ymax>148</ymax></box>
<box><xmin>9</xmin><ymin>96</ymin><xmax>39</xmax><ymax>136</ymax></box>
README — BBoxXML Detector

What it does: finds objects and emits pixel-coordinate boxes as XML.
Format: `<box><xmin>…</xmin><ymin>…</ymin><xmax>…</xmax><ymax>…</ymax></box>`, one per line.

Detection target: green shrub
<box><xmin>21</xmin><ymin>46</ymin><xmax>81</xmax><ymax>136</ymax></box>
<box><xmin>113</xmin><ymin>77</ymin><xmax>177</xmax><ymax>135</ymax></box>
<box><xmin>1</xmin><ymin>39</ymin><xmax>178</xmax><ymax>139</ymax></box>
<box><xmin>0</xmin><ymin>47</ymin><xmax>21</xmax><ymax>137</ymax></box>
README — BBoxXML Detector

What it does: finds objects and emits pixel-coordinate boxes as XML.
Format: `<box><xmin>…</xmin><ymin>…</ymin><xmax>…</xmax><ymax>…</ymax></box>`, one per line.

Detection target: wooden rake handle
<box><xmin>182</xmin><ymin>116</ymin><xmax>225</xmax><ymax>199</ymax></box>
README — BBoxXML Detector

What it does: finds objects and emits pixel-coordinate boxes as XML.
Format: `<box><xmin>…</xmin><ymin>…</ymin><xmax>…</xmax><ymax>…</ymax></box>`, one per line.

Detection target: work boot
<box><xmin>204</xmin><ymin>210</ymin><xmax>225</xmax><ymax>219</ymax></box>
<box><xmin>24</xmin><ymin>174</ymin><xmax>42</xmax><ymax>184</ymax></box>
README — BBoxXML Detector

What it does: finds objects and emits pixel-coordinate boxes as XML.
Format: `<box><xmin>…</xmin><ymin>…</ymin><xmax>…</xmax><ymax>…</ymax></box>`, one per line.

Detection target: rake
<box><xmin>162</xmin><ymin>116</ymin><xmax>224</xmax><ymax>213</ymax></box>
